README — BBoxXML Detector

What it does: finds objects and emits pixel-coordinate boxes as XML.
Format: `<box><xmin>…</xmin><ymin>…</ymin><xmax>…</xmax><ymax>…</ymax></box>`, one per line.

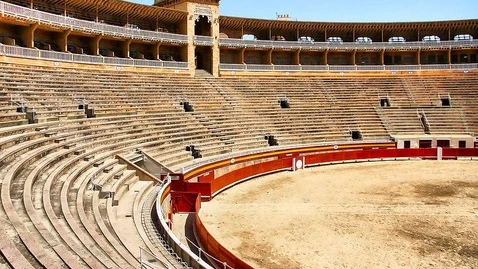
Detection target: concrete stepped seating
<box><xmin>0</xmin><ymin>116</ymin><xmax>213</xmax><ymax>268</ymax></box>
<box><xmin>0</xmin><ymin>62</ymin><xmax>477</xmax><ymax>268</ymax></box>
<box><xmin>74</xmin><ymin>163</ymin><xmax>137</xmax><ymax>268</ymax></box>
<box><xmin>107</xmin><ymin>179</ymin><xmax>151</xmax><ymax>259</ymax></box>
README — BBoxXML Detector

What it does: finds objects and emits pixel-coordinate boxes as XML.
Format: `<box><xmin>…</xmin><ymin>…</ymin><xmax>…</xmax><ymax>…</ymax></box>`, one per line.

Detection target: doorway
<box><xmin>437</xmin><ymin>140</ymin><xmax>450</xmax><ymax>148</ymax></box>
<box><xmin>195</xmin><ymin>46</ymin><xmax>212</xmax><ymax>73</ymax></box>
<box><xmin>419</xmin><ymin>140</ymin><xmax>432</xmax><ymax>148</ymax></box>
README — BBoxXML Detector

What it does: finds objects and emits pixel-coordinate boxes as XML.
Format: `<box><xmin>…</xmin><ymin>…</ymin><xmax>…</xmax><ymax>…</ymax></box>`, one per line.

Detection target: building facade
<box><xmin>0</xmin><ymin>0</ymin><xmax>477</xmax><ymax>76</ymax></box>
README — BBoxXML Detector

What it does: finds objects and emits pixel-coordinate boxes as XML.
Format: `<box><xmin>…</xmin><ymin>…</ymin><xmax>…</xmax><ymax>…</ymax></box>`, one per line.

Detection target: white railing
<box><xmin>452</xmin><ymin>63</ymin><xmax>478</xmax><ymax>70</ymax></box>
<box><xmin>0</xmin><ymin>1</ymin><xmax>188</xmax><ymax>44</ymax></box>
<box><xmin>194</xmin><ymin>35</ymin><xmax>214</xmax><ymax>46</ymax></box>
<box><xmin>155</xmin><ymin>178</ymin><xmax>215</xmax><ymax>269</ymax></box>
<box><xmin>139</xmin><ymin>247</ymin><xmax>171</xmax><ymax>269</ymax></box>
<box><xmin>420</xmin><ymin>64</ymin><xmax>451</xmax><ymax>70</ymax></box>
<box><xmin>0</xmin><ymin>43</ymin><xmax>188</xmax><ymax>69</ymax></box>
<box><xmin>220</xmin><ymin>63</ymin><xmax>478</xmax><ymax>72</ymax></box>
<box><xmin>247</xmin><ymin>64</ymin><xmax>274</xmax><ymax>71</ymax></box>
<box><xmin>328</xmin><ymin>65</ymin><xmax>356</xmax><ymax>71</ymax></box>
<box><xmin>301</xmin><ymin>65</ymin><xmax>328</xmax><ymax>71</ymax></box>
<box><xmin>219</xmin><ymin>63</ymin><xmax>247</xmax><ymax>70</ymax></box>
<box><xmin>72</xmin><ymin>54</ymin><xmax>104</xmax><ymax>64</ymax></box>
<box><xmin>384</xmin><ymin>65</ymin><xmax>421</xmax><ymax>71</ymax></box>
<box><xmin>274</xmin><ymin>64</ymin><xmax>301</xmax><ymax>71</ymax></box>
<box><xmin>356</xmin><ymin>65</ymin><xmax>386</xmax><ymax>71</ymax></box>
<box><xmin>219</xmin><ymin>38</ymin><xmax>478</xmax><ymax>50</ymax></box>
<box><xmin>163</xmin><ymin>61</ymin><xmax>188</xmax><ymax>69</ymax></box>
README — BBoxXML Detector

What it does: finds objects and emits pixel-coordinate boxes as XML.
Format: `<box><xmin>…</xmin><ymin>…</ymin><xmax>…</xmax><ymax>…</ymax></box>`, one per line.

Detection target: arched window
<box><xmin>242</xmin><ymin>34</ymin><xmax>256</xmax><ymax>41</ymax></box>
<box><xmin>327</xmin><ymin>37</ymin><xmax>343</xmax><ymax>44</ymax></box>
<box><xmin>388</xmin><ymin>36</ymin><xmax>406</xmax><ymax>43</ymax></box>
<box><xmin>454</xmin><ymin>34</ymin><xmax>473</xmax><ymax>41</ymax></box>
<box><xmin>355</xmin><ymin>37</ymin><xmax>372</xmax><ymax>44</ymax></box>
<box><xmin>422</xmin><ymin>35</ymin><xmax>440</xmax><ymax>42</ymax></box>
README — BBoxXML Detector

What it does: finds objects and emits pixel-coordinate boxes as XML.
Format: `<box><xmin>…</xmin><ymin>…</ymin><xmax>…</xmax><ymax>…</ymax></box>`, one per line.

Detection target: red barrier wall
<box><xmin>444</xmin><ymin>147</ymin><xmax>478</xmax><ymax>157</ymax></box>
<box><xmin>188</xmin><ymin>146</ymin><xmax>478</xmax><ymax>269</ymax></box>
<box><xmin>198</xmin><ymin>171</ymin><xmax>215</xmax><ymax>183</ymax></box>
<box><xmin>183</xmin><ymin>142</ymin><xmax>395</xmax><ymax>180</ymax></box>
<box><xmin>195</xmin><ymin>204</ymin><xmax>254</xmax><ymax>269</ymax></box>
<box><xmin>305</xmin><ymin>148</ymin><xmax>438</xmax><ymax>165</ymax></box>
<box><xmin>171</xmin><ymin>191</ymin><xmax>201</xmax><ymax>213</ymax></box>
<box><xmin>185</xmin><ymin>182</ymin><xmax>212</xmax><ymax>197</ymax></box>
<box><xmin>211</xmin><ymin>158</ymin><xmax>292</xmax><ymax>196</ymax></box>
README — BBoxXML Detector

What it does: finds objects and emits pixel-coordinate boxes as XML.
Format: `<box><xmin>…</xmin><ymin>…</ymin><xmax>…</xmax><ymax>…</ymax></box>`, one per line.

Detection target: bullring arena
<box><xmin>200</xmin><ymin>161</ymin><xmax>478</xmax><ymax>269</ymax></box>
<box><xmin>0</xmin><ymin>0</ymin><xmax>477</xmax><ymax>269</ymax></box>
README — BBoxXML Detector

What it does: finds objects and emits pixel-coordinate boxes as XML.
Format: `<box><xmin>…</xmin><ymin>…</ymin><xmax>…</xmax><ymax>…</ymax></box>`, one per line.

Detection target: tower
<box><xmin>155</xmin><ymin>0</ymin><xmax>221</xmax><ymax>77</ymax></box>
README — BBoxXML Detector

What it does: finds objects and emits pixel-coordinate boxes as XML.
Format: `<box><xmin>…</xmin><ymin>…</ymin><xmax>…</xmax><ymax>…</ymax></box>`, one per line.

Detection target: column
<box><xmin>21</xmin><ymin>23</ymin><xmax>39</xmax><ymax>48</ymax></box>
<box><xmin>265</xmin><ymin>49</ymin><xmax>273</xmax><ymax>64</ymax></box>
<box><xmin>152</xmin><ymin>42</ymin><xmax>161</xmax><ymax>60</ymax></box>
<box><xmin>122</xmin><ymin>39</ymin><xmax>131</xmax><ymax>58</ymax></box>
<box><xmin>237</xmin><ymin>48</ymin><xmax>245</xmax><ymax>64</ymax></box>
<box><xmin>90</xmin><ymin>35</ymin><xmax>102</xmax><ymax>56</ymax></box>
<box><xmin>57</xmin><ymin>29</ymin><xmax>71</xmax><ymax>52</ymax></box>
<box><xmin>294</xmin><ymin>50</ymin><xmax>300</xmax><ymax>65</ymax></box>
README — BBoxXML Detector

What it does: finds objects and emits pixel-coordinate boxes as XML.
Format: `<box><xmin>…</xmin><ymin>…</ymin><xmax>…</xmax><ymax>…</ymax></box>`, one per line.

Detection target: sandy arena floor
<box><xmin>199</xmin><ymin>160</ymin><xmax>478</xmax><ymax>269</ymax></box>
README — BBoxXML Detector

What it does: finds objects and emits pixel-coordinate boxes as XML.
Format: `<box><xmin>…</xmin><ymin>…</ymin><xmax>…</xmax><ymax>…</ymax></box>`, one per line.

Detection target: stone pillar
<box><xmin>90</xmin><ymin>35</ymin><xmax>102</xmax><ymax>56</ymax></box>
<box><xmin>294</xmin><ymin>50</ymin><xmax>300</xmax><ymax>65</ymax></box>
<box><xmin>57</xmin><ymin>29</ymin><xmax>71</xmax><ymax>52</ymax></box>
<box><xmin>152</xmin><ymin>42</ymin><xmax>161</xmax><ymax>60</ymax></box>
<box><xmin>21</xmin><ymin>23</ymin><xmax>39</xmax><ymax>48</ymax></box>
<box><xmin>122</xmin><ymin>39</ymin><xmax>131</xmax><ymax>58</ymax></box>
<box><xmin>185</xmin><ymin>3</ymin><xmax>196</xmax><ymax>76</ymax></box>
<box><xmin>209</xmin><ymin>5</ymin><xmax>220</xmax><ymax>77</ymax></box>
<box><xmin>238</xmin><ymin>48</ymin><xmax>245</xmax><ymax>64</ymax></box>
<box><xmin>266</xmin><ymin>49</ymin><xmax>272</xmax><ymax>64</ymax></box>
<box><xmin>324</xmin><ymin>49</ymin><xmax>329</xmax><ymax>65</ymax></box>
<box><xmin>448</xmin><ymin>48</ymin><xmax>452</xmax><ymax>64</ymax></box>
<box><xmin>417</xmin><ymin>49</ymin><xmax>421</xmax><ymax>65</ymax></box>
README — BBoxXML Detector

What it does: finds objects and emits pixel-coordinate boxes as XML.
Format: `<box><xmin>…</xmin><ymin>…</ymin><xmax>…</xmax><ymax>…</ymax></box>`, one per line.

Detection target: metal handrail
<box><xmin>0</xmin><ymin>43</ymin><xmax>188</xmax><ymax>69</ymax></box>
<box><xmin>219</xmin><ymin>38</ymin><xmax>478</xmax><ymax>50</ymax></box>
<box><xmin>194</xmin><ymin>35</ymin><xmax>214</xmax><ymax>45</ymax></box>
<box><xmin>220</xmin><ymin>63</ymin><xmax>478</xmax><ymax>72</ymax></box>
<box><xmin>155</xmin><ymin>178</ymin><xmax>215</xmax><ymax>269</ymax></box>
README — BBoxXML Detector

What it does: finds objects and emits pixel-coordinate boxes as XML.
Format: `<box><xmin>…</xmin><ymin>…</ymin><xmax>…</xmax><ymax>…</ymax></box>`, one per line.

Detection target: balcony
<box><xmin>194</xmin><ymin>35</ymin><xmax>214</xmax><ymax>46</ymax></box>
<box><xmin>0</xmin><ymin>44</ymin><xmax>188</xmax><ymax>69</ymax></box>
<box><xmin>219</xmin><ymin>38</ymin><xmax>478</xmax><ymax>51</ymax></box>
<box><xmin>219</xmin><ymin>63</ymin><xmax>478</xmax><ymax>72</ymax></box>
<box><xmin>0</xmin><ymin>1</ymin><xmax>189</xmax><ymax>45</ymax></box>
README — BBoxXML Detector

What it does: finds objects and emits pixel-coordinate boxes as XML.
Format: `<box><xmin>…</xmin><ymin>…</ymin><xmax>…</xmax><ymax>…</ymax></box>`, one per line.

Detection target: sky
<box><xmin>127</xmin><ymin>0</ymin><xmax>478</xmax><ymax>22</ymax></box>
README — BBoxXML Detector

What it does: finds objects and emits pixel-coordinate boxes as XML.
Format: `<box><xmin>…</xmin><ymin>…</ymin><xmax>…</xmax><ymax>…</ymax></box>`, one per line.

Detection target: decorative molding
<box><xmin>193</xmin><ymin>5</ymin><xmax>213</xmax><ymax>23</ymax></box>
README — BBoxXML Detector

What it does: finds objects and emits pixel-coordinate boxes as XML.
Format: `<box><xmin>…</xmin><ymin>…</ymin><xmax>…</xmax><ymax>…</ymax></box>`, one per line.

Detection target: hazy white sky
<box><xmin>127</xmin><ymin>0</ymin><xmax>478</xmax><ymax>22</ymax></box>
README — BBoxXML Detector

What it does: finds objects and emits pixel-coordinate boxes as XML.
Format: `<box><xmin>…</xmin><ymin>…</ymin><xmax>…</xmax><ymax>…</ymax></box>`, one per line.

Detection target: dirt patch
<box><xmin>200</xmin><ymin>160</ymin><xmax>478</xmax><ymax>269</ymax></box>
<box><xmin>413</xmin><ymin>183</ymin><xmax>458</xmax><ymax>198</ymax></box>
<box><xmin>235</xmin><ymin>231</ymin><xmax>301</xmax><ymax>269</ymax></box>
<box><xmin>458</xmin><ymin>245</ymin><xmax>478</xmax><ymax>258</ymax></box>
